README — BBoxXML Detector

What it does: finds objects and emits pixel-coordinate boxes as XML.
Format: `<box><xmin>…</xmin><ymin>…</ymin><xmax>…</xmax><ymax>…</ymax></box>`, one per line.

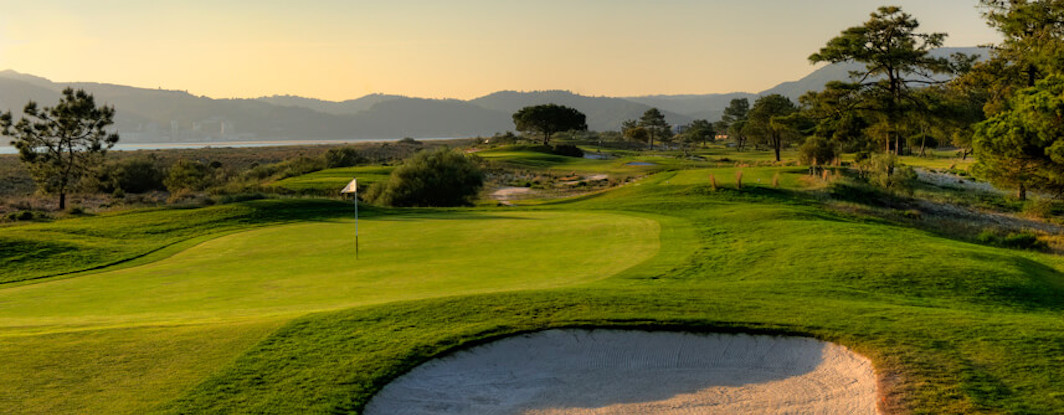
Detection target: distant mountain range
<box><xmin>0</xmin><ymin>47</ymin><xmax>984</xmax><ymax>144</ymax></box>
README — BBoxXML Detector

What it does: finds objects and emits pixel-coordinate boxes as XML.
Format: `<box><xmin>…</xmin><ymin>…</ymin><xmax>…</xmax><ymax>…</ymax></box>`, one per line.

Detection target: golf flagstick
<box><xmin>341</xmin><ymin>177</ymin><xmax>359</xmax><ymax>259</ymax></box>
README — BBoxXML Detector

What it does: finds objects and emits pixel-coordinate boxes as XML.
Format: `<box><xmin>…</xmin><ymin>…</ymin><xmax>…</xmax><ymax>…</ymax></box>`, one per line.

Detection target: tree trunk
<box><xmin>1018</xmin><ymin>182</ymin><xmax>1027</xmax><ymax>201</ymax></box>
<box><xmin>59</xmin><ymin>192</ymin><xmax>66</xmax><ymax>210</ymax></box>
<box><xmin>919</xmin><ymin>135</ymin><xmax>927</xmax><ymax>157</ymax></box>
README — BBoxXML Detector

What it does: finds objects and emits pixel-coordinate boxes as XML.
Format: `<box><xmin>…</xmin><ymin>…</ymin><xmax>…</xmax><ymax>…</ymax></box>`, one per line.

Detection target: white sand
<box><xmin>365</xmin><ymin>329</ymin><xmax>879</xmax><ymax>415</ymax></box>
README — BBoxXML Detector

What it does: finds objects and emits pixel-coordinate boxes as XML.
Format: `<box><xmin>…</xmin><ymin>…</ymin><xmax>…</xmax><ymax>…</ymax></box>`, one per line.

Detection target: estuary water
<box><xmin>0</xmin><ymin>137</ymin><xmax>459</xmax><ymax>155</ymax></box>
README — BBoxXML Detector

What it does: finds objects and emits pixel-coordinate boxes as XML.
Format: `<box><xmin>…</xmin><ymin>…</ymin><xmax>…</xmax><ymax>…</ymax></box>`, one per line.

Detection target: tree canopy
<box><xmin>974</xmin><ymin>74</ymin><xmax>1064</xmax><ymax>200</ymax></box>
<box><xmin>747</xmin><ymin>94</ymin><xmax>800</xmax><ymax>161</ymax></box>
<box><xmin>511</xmin><ymin>104</ymin><xmax>587</xmax><ymax>145</ymax></box>
<box><xmin>638</xmin><ymin>108</ymin><xmax>671</xmax><ymax>150</ymax></box>
<box><xmin>809</xmin><ymin>6</ymin><xmax>965</xmax><ymax>155</ymax></box>
<box><xmin>719</xmin><ymin>98</ymin><xmax>750</xmax><ymax>150</ymax></box>
<box><xmin>0</xmin><ymin>88</ymin><xmax>119</xmax><ymax>209</ymax></box>
<box><xmin>682</xmin><ymin>119</ymin><xmax>716</xmax><ymax>148</ymax></box>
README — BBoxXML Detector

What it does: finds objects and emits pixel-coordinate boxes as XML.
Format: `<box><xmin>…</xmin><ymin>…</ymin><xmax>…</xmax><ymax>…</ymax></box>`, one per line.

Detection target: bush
<box><xmin>798</xmin><ymin>137</ymin><xmax>837</xmax><ymax>166</ymax></box>
<box><xmin>364</xmin><ymin>148</ymin><xmax>484</xmax><ymax>207</ymax></box>
<box><xmin>551</xmin><ymin>144</ymin><xmax>584</xmax><ymax>158</ymax></box>
<box><xmin>324</xmin><ymin>147</ymin><xmax>366</xmax><ymax>168</ymax></box>
<box><xmin>5</xmin><ymin>211</ymin><xmax>35</xmax><ymax>221</ymax></box>
<box><xmin>165</xmin><ymin>159</ymin><xmax>212</xmax><ymax>192</ymax></box>
<box><xmin>398</xmin><ymin>137</ymin><xmax>423</xmax><ymax>146</ymax></box>
<box><xmin>977</xmin><ymin>230</ymin><xmax>1049</xmax><ymax>251</ymax></box>
<box><xmin>111</xmin><ymin>158</ymin><xmax>166</xmax><ymax>194</ymax></box>
<box><xmin>861</xmin><ymin>154</ymin><xmax>917</xmax><ymax>195</ymax></box>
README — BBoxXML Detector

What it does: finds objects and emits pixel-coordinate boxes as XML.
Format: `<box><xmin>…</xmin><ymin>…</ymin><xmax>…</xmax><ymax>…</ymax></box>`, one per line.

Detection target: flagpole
<box><xmin>355</xmin><ymin>185</ymin><xmax>359</xmax><ymax>259</ymax></box>
<box><xmin>341</xmin><ymin>177</ymin><xmax>360</xmax><ymax>260</ymax></box>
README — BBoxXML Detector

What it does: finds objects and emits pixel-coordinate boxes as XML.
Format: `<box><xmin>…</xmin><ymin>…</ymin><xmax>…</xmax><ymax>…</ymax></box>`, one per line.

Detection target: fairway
<box><xmin>0</xmin><ymin>209</ymin><xmax>659</xmax><ymax>414</ymax></box>
<box><xmin>0</xmin><ymin>210</ymin><xmax>659</xmax><ymax>332</ymax></box>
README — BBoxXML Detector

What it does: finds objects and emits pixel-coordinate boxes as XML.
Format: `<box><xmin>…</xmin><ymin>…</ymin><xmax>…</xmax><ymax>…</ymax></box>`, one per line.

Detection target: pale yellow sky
<box><xmin>0</xmin><ymin>0</ymin><xmax>999</xmax><ymax>101</ymax></box>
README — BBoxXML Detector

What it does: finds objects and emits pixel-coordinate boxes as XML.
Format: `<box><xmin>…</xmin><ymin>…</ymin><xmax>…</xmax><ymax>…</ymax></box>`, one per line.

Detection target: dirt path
<box><xmin>365</xmin><ymin>329</ymin><xmax>879</xmax><ymax>415</ymax></box>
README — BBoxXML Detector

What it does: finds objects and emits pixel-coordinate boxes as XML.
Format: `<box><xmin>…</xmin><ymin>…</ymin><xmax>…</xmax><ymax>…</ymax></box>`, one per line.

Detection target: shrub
<box><xmin>862</xmin><ymin>154</ymin><xmax>917</xmax><ymax>195</ymax></box>
<box><xmin>111</xmin><ymin>158</ymin><xmax>166</xmax><ymax>194</ymax></box>
<box><xmin>977</xmin><ymin>230</ymin><xmax>1049</xmax><ymax>251</ymax></box>
<box><xmin>364</xmin><ymin>147</ymin><xmax>484</xmax><ymax>207</ymax></box>
<box><xmin>398</xmin><ymin>137</ymin><xmax>423</xmax><ymax>146</ymax></box>
<box><xmin>551</xmin><ymin>144</ymin><xmax>584</xmax><ymax>158</ymax></box>
<box><xmin>798</xmin><ymin>137</ymin><xmax>837</xmax><ymax>166</ymax></box>
<box><xmin>6</xmin><ymin>211</ymin><xmax>35</xmax><ymax>221</ymax></box>
<box><xmin>324</xmin><ymin>147</ymin><xmax>366</xmax><ymax>168</ymax></box>
<box><xmin>165</xmin><ymin>159</ymin><xmax>212</xmax><ymax>192</ymax></box>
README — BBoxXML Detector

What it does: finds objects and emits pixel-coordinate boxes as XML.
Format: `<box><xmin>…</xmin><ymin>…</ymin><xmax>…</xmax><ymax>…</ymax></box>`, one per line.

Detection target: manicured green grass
<box><xmin>0</xmin><ymin>210</ymin><xmax>658</xmax><ymax>331</ymax></box>
<box><xmin>271</xmin><ymin>165</ymin><xmax>394</xmax><ymax>194</ymax></box>
<box><xmin>2</xmin><ymin>145</ymin><xmax>1063</xmax><ymax>415</ymax></box>
<box><xmin>0</xmin><ymin>207</ymin><xmax>659</xmax><ymax>414</ymax></box>
<box><xmin>0</xmin><ymin>319</ymin><xmax>284</xmax><ymax>415</ymax></box>
<box><xmin>0</xmin><ymin>199</ymin><xmax>356</xmax><ymax>285</ymax></box>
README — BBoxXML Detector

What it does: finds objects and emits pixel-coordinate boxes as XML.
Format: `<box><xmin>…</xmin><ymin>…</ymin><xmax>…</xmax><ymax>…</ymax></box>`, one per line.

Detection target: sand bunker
<box><xmin>365</xmin><ymin>329</ymin><xmax>879</xmax><ymax>415</ymax></box>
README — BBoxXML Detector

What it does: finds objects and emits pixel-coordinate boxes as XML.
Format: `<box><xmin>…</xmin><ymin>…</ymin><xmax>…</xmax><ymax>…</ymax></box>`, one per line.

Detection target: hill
<box><xmin>0</xmin><ymin>47</ymin><xmax>985</xmax><ymax>143</ymax></box>
<box><xmin>625</xmin><ymin>47</ymin><xmax>988</xmax><ymax>118</ymax></box>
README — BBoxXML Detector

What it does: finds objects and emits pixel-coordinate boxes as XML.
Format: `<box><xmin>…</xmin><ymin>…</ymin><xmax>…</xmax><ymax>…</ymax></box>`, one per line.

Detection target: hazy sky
<box><xmin>0</xmin><ymin>0</ymin><xmax>1000</xmax><ymax>101</ymax></box>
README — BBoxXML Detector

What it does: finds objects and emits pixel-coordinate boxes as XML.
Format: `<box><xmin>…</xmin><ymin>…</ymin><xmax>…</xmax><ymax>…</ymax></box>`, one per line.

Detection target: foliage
<box><xmin>747</xmin><ymin>94</ymin><xmax>800</xmax><ymax>161</ymax></box>
<box><xmin>681</xmin><ymin>119</ymin><xmax>715</xmax><ymax>149</ymax></box>
<box><xmin>810</xmin><ymin>6</ymin><xmax>967</xmax><ymax>155</ymax></box>
<box><xmin>977</xmin><ymin>229</ymin><xmax>1049</xmax><ymax>251</ymax></box>
<box><xmin>550</xmin><ymin>144</ymin><xmax>584</xmax><ymax>158</ymax></box>
<box><xmin>973</xmin><ymin>74</ymin><xmax>1064</xmax><ymax>200</ymax></box>
<box><xmin>323</xmin><ymin>146</ymin><xmax>366</xmax><ymax>168</ymax></box>
<box><xmin>980</xmin><ymin>0</ymin><xmax>1064</xmax><ymax>90</ymax></box>
<box><xmin>861</xmin><ymin>153</ymin><xmax>918</xmax><ymax>194</ymax></box>
<box><xmin>0</xmin><ymin>88</ymin><xmax>120</xmax><ymax>209</ymax></box>
<box><xmin>800</xmin><ymin>82</ymin><xmax>873</xmax><ymax>152</ymax></box>
<box><xmin>797</xmin><ymin>136</ymin><xmax>838</xmax><ymax>166</ymax></box>
<box><xmin>719</xmin><ymin>98</ymin><xmax>750</xmax><ymax>150</ymax></box>
<box><xmin>364</xmin><ymin>148</ymin><xmax>484</xmax><ymax>207</ymax></box>
<box><xmin>639</xmin><ymin>108</ymin><xmax>672</xmax><ymax>149</ymax></box>
<box><xmin>100</xmin><ymin>157</ymin><xmax>167</xmax><ymax>194</ymax></box>
<box><xmin>165</xmin><ymin>159</ymin><xmax>213</xmax><ymax>193</ymax></box>
<box><xmin>511</xmin><ymin>104</ymin><xmax>588</xmax><ymax>145</ymax></box>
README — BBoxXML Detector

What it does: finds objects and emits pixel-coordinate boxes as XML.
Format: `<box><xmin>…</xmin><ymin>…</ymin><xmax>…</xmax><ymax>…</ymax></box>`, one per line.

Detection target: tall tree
<box><xmin>637</xmin><ymin>108</ymin><xmax>671</xmax><ymax>150</ymax></box>
<box><xmin>981</xmin><ymin>0</ymin><xmax>1064</xmax><ymax>90</ymax></box>
<box><xmin>799</xmin><ymin>81</ymin><xmax>873</xmax><ymax>152</ymax></box>
<box><xmin>748</xmin><ymin>94</ymin><xmax>800</xmax><ymax>161</ymax></box>
<box><xmin>973</xmin><ymin>74</ymin><xmax>1064</xmax><ymax>200</ymax></box>
<box><xmin>719</xmin><ymin>98</ymin><xmax>750</xmax><ymax>150</ymax></box>
<box><xmin>809</xmin><ymin>6</ymin><xmax>964</xmax><ymax>154</ymax></box>
<box><xmin>511</xmin><ymin>104</ymin><xmax>587</xmax><ymax>145</ymax></box>
<box><xmin>621</xmin><ymin>119</ymin><xmax>650</xmax><ymax>147</ymax></box>
<box><xmin>1</xmin><ymin>88</ymin><xmax>120</xmax><ymax>209</ymax></box>
<box><xmin>683</xmin><ymin>119</ymin><xmax>716</xmax><ymax>148</ymax></box>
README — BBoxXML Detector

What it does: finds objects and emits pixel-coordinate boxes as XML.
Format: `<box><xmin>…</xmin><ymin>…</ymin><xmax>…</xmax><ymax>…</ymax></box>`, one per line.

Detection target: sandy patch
<box><xmin>916</xmin><ymin>168</ymin><xmax>1001</xmax><ymax>194</ymax></box>
<box><xmin>560</xmin><ymin>174</ymin><xmax>610</xmax><ymax>186</ymax></box>
<box><xmin>365</xmin><ymin>329</ymin><xmax>879</xmax><ymax>415</ymax></box>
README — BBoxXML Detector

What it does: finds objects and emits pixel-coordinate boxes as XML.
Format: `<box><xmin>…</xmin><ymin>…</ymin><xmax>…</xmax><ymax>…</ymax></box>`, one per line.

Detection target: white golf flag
<box><xmin>341</xmin><ymin>178</ymin><xmax>358</xmax><ymax>194</ymax></box>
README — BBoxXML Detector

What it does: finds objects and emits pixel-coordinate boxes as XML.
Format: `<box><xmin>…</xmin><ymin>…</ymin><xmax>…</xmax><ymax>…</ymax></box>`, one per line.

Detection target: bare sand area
<box><xmin>365</xmin><ymin>329</ymin><xmax>879</xmax><ymax>415</ymax></box>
